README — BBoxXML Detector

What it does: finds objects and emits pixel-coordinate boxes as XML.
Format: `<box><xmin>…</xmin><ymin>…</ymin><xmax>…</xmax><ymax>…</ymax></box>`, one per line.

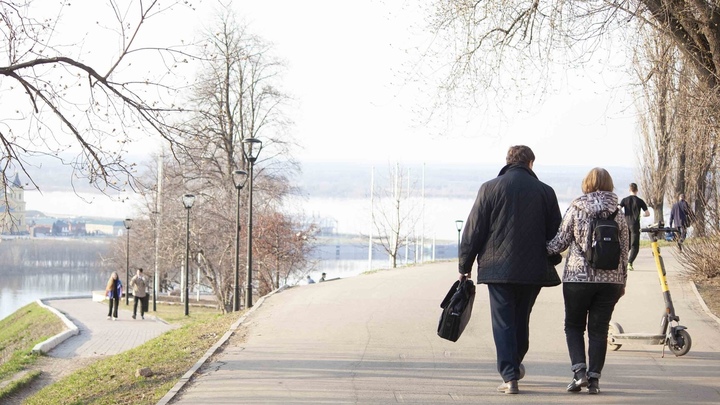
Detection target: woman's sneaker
<box><xmin>587</xmin><ymin>378</ymin><xmax>600</xmax><ymax>394</ymax></box>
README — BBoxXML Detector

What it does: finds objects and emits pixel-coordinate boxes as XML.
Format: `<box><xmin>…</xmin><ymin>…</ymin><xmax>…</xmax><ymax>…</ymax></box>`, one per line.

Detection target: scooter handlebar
<box><xmin>641</xmin><ymin>224</ymin><xmax>681</xmax><ymax>234</ymax></box>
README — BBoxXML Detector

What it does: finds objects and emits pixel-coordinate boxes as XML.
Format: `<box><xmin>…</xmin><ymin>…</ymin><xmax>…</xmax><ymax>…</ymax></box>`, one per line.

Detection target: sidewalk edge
<box><xmin>155</xmin><ymin>286</ymin><xmax>291</xmax><ymax>405</ymax></box>
<box><xmin>32</xmin><ymin>298</ymin><xmax>81</xmax><ymax>354</ymax></box>
<box><xmin>690</xmin><ymin>281</ymin><xmax>720</xmax><ymax>326</ymax></box>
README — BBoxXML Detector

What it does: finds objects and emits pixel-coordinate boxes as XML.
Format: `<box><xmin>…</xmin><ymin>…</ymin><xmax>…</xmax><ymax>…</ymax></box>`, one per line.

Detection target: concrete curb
<box><xmin>690</xmin><ymin>281</ymin><xmax>720</xmax><ymax>326</ymax></box>
<box><xmin>31</xmin><ymin>297</ymin><xmax>87</xmax><ymax>354</ymax></box>
<box><xmin>155</xmin><ymin>286</ymin><xmax>291</xmax><ymax>405</ymax></box>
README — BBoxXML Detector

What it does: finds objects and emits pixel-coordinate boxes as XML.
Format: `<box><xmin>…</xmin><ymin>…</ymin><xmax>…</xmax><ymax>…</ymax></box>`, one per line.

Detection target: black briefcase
<box><xmin>437</xmin><ymin>278</ymin><xmax>476</xmax><ymax>342</ymax></box>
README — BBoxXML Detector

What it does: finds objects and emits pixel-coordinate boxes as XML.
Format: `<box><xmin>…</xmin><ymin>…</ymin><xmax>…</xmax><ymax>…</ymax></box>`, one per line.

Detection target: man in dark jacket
<box><xmin>459</xmin><ymin>145</ymin><xmax>562</xmax><ymax>395</ymax></box>
<box><xmin>669</xmin><ymin>193</ymin><xmax>693</xmax><ymax>242</ymax></box>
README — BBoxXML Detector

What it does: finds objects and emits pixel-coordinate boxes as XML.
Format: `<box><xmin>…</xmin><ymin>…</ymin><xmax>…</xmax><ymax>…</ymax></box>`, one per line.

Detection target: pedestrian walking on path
<box><xmin>105</xmin><ymin>272</ymin><xmax>123</xmax><ymax>321</ymax></box>
<box><xmin>618</xmin><ymin>182</ymin><xmax>649</xmax><ymax>271</ymax></box>
<box><xmin>130</xmin><ymin>267</ymin><xmax>149</xmax><ymax>319</ymax></box>
<box><xmin>458</xmin><ymin>145</ymin><xmax>562</xmax><ymax>395</ymax></box>
<box><xmin>548</xmin><ymin>167</ymin><xmax>629</xmax><ymax>395</ymax></box>
<box><xmin>669</xmin><ymin>193</ymin><xmax>694</xmax><ymax>242</ymax></box>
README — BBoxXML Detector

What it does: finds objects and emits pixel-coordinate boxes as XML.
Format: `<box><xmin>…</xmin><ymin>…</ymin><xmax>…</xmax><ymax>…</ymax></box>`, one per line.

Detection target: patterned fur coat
<box><xmin>547</xmin><ymin>191</ymin><xmax>628</xmax><ymax>285</ymax></box>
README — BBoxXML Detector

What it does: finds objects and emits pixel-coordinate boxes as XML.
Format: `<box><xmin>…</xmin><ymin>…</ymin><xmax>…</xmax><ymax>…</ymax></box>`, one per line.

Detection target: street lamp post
<box><xmin>455</xmin><ymin>220</ymin><xmax>463</xmax><ymax>258</ymax></box>
<box><xmin>232</xmin><ymin>169</ymin><xmax>248</xmax><ymax>312</ymax></box>
<box><xmin>123</xmin><ymin>218</ymin><xmax>132</xmax><ymax>305</ymax></box>
<box><xmin>242</xmin><ymin>137</ymin><xmax>263</xmax><ymax>309</ymax></box>
<box><xmin>152</xmin><ymin>210</ymin><xmax>159</xmax><ymax>312</ymax></box>
<box><xmin>182</xmin><ymin>194</ymin><xmax>196</xmax><ymax>316</ymax></box>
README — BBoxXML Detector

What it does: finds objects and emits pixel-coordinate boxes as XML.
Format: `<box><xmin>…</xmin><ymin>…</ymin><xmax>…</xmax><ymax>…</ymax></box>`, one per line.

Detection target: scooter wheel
<box><xmin>607</xmin><ymin>321</ymin><xmax>623</xmax><ymax>351</ymax></box>
<box><xmin>668</xmin><ymin>329</ymin><xmax>692</xmax><ymax>356</ymax></box>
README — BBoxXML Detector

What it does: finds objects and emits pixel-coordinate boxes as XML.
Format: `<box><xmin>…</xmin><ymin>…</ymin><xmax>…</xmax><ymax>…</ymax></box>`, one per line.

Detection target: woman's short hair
<box><xmin>506</xmin><ymin>145</ymin><xmax>535</xmax><ymax>166</ymax></box>
<box><xmin>582</xmin><ymin>168</ymin><xmax>614</xmax><ymax>194</ymax></box>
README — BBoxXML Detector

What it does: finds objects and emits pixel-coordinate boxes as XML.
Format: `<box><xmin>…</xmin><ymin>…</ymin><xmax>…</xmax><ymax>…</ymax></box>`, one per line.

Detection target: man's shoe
<box><xmin>518</xmin><ymin>364</ymin><xmax>525</xmax><ymax>380</ymax></box>
<box><xmin>567</xmin><ymin>375</ymin><xmax>588</xmax><ymax>392</ymax></box>
<box><xmin>587</xmin><ymin>378</ymin><xmax>599</xmax><ymax>394</ymax></box>
<box><xmin>132</xmin><ymin>315</ymin><xmax>136</xmax><ymax>319</ymax></box>
<box><xmin>141</xmin><ymin>315</ymin><xmax>144</xmax><ymax>320</ymax></box>
<box><xmin>496</xmin><ymin>380</ymin><xmax>519</xmax><ymax>394</ymax></box>
<box><xmin>628</xmin><ymin>263</ymin><xmax>634</xmax><ymax>271</ymax></box>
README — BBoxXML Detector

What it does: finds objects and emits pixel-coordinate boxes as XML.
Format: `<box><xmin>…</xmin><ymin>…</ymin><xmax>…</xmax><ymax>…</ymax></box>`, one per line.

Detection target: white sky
<box><xmin>22</xmin><ymin>0</ymin><xmax>643</xmax><ymax>218</ymax></box>
<box><xmin>225</xmin><ymin>0</ymin><xmax>641</xmax><ymax>168</ymax></box>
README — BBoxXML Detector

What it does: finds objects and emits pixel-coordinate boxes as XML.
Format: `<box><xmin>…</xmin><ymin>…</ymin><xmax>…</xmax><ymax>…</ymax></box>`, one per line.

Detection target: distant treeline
<box><xmin>0</xmin><ymin>239</ymin><xmax>112</xmax><ymax>274</ymax></box>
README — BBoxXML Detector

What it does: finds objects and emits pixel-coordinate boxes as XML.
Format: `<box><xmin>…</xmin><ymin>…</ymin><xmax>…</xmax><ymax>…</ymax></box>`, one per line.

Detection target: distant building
<box><xmin>2</xmin><ymin>182</ymin><xmax>123</xmax><ymax>238</ymax></box>
<box><xmin>51</xmin><ymin>219</ymin><xmax>87</xmax><ymax>236</ymax></box>
<box><xmin>0</xmin><ymin>173</ymin><xmax>27</xmax><ymax>235</ymax></box>
<box><xmin>32</xmin><ymin>225</ymin><xmax>52</xmax><ymax>237</ymax></box>
<box><xmin>85</xmin><ymin>223</ymin><xmax>115</xmax><ymax>236</ymax></box>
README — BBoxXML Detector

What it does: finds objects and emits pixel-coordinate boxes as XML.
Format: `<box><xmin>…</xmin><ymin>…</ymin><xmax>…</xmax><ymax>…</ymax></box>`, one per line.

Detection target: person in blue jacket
<box><xmin>105</xmin><ymin>271</ymin><xmax>123</xmax><ymax>321</ymax></box>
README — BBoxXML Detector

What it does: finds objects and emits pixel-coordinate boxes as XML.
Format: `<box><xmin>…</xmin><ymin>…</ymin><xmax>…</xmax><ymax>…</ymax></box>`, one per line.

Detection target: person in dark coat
<box><xmin>669</xmin><ymin>193</ymin><xmax>693</xmax><ymax>242</ymax></box>
<box><xmin>459</xmin><ymin>145</ymin><xmax>562</xmax><ymax>395</ymax></box>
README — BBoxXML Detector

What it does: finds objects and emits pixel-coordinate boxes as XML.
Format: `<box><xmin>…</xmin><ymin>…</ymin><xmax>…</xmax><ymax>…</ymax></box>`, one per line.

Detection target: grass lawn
<box><xmin>0</xmin><ymin>302</ymin><xmax>65</xmax><ymax>398</ymax></box>
<box><xmin>23</xmin><ymin>303</ymin><xmax>237</xmax><ymax>405</ymax></box>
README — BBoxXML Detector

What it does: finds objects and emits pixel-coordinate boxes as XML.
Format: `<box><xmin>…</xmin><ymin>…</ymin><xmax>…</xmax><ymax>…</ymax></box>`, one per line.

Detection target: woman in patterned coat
<box><xmin>547</xmin><ymin>167</ymin><xmax>628</xmax><ymax>395</ymax></box>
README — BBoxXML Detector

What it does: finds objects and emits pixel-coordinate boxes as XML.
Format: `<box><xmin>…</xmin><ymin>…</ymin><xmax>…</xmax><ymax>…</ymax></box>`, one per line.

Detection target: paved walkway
<box><xmin>45</xmin><ymin>298</ymin><xmax>176</xmax><ymax>358</ymax></box>
<box><xmin>165</xmin><ymin>247</ymin><xmax>720</xmax><ymax>404</ymax></box>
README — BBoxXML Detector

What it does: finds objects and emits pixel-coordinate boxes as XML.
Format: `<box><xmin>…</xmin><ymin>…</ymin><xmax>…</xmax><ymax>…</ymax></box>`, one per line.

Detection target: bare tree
<box><xmin>424</xmin><ymin>1</ymin><xmax>720</xmax><ymax>102</ymax></box>
<box><xmin>0</xmin><ymin>0</ymin><xmax>198</xmax><ymax>198</ymax></box>
<box><xmin>371</xmin><ymin>163</ymin><xmax>420</xmax><ymax>269</ymax></box>
<box><xmin>635</xmin><ymin>29</ymin><xmax>679</xmax><ymax>222</ymax></box>
<box><xmin>105</xmin><ymin>154</ymin><xmax>190</xmax><ymax>297</ymax></box>
<box><xmin>674</xmin><ymin>88</ymin><xmax>719</xmax><ymax>238</ymax></box>
<box><xmin>107</xmin><ymin>8</ymin><xmax>315</xmax><ymax>313</ymax></box>
<box><xmin>252</xmin><ymin>211</ymin><xmax>317</xmax><ymax>292</ymax></box>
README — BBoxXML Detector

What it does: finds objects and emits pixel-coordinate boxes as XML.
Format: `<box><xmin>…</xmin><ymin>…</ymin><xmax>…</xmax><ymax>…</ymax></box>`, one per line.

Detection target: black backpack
<box><xmin>585</xmin><ymin>209</ymin><xmax>621</xmax><ymax>270</ymax></box>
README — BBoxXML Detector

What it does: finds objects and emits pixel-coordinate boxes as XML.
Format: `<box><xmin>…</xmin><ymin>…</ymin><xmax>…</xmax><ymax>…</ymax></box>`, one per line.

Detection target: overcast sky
<box><xmin>227</xmin><ymin>0</ymin><xmax>640</xmax><ymax>168</ymax></box>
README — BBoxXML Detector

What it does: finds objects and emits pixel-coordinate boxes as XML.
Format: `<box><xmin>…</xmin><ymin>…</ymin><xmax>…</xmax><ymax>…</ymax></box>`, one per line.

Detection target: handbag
<box><xmin>437</xmin><ymin>278</ymin><xmax>476</xmax><ymax>342</ymax></box>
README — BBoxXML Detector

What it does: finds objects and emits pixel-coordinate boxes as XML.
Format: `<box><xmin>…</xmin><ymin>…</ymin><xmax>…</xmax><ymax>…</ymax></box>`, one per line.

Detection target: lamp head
<box><xmin>242</xmin><ymin>138</ymin><xmax>263</xmax><ymax>163</ymax></box>
<box><xmin>182</xmin><ymin>194</ymin><xmax>196</xmax><ymax>209</ymax></box>
<box><xmin>123</xmin><ymin>218</ymin><xmax>133</xmax><ymax>230</ymax></box>
<box><xmin>455</xmin><ymin>220</ymin><xmax>463</xmax><ymax>232</ymax></box>
<box><xmin>233</xmin><ymin>169</ymin><xmax>248</xmax><ymax>190</ymax></box>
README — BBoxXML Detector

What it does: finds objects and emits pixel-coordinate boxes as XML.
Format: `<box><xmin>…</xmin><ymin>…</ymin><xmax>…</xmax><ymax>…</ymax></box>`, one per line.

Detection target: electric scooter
<box><xmin>606</xmin><ymin>222</ymin><xmax>692</xmax><ymax>356</ymax></box>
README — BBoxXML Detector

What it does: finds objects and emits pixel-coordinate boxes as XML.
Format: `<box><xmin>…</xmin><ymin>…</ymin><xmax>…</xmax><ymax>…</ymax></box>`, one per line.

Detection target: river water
<box><xmin>0</xmin><ymin>240</ymin><xmax>458</xmax><ymax>322</ymax></box>
<box><xmin>0</xmin><ymin>269</ymin><xmax>108</xmax><ymax>321</ymax></box>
